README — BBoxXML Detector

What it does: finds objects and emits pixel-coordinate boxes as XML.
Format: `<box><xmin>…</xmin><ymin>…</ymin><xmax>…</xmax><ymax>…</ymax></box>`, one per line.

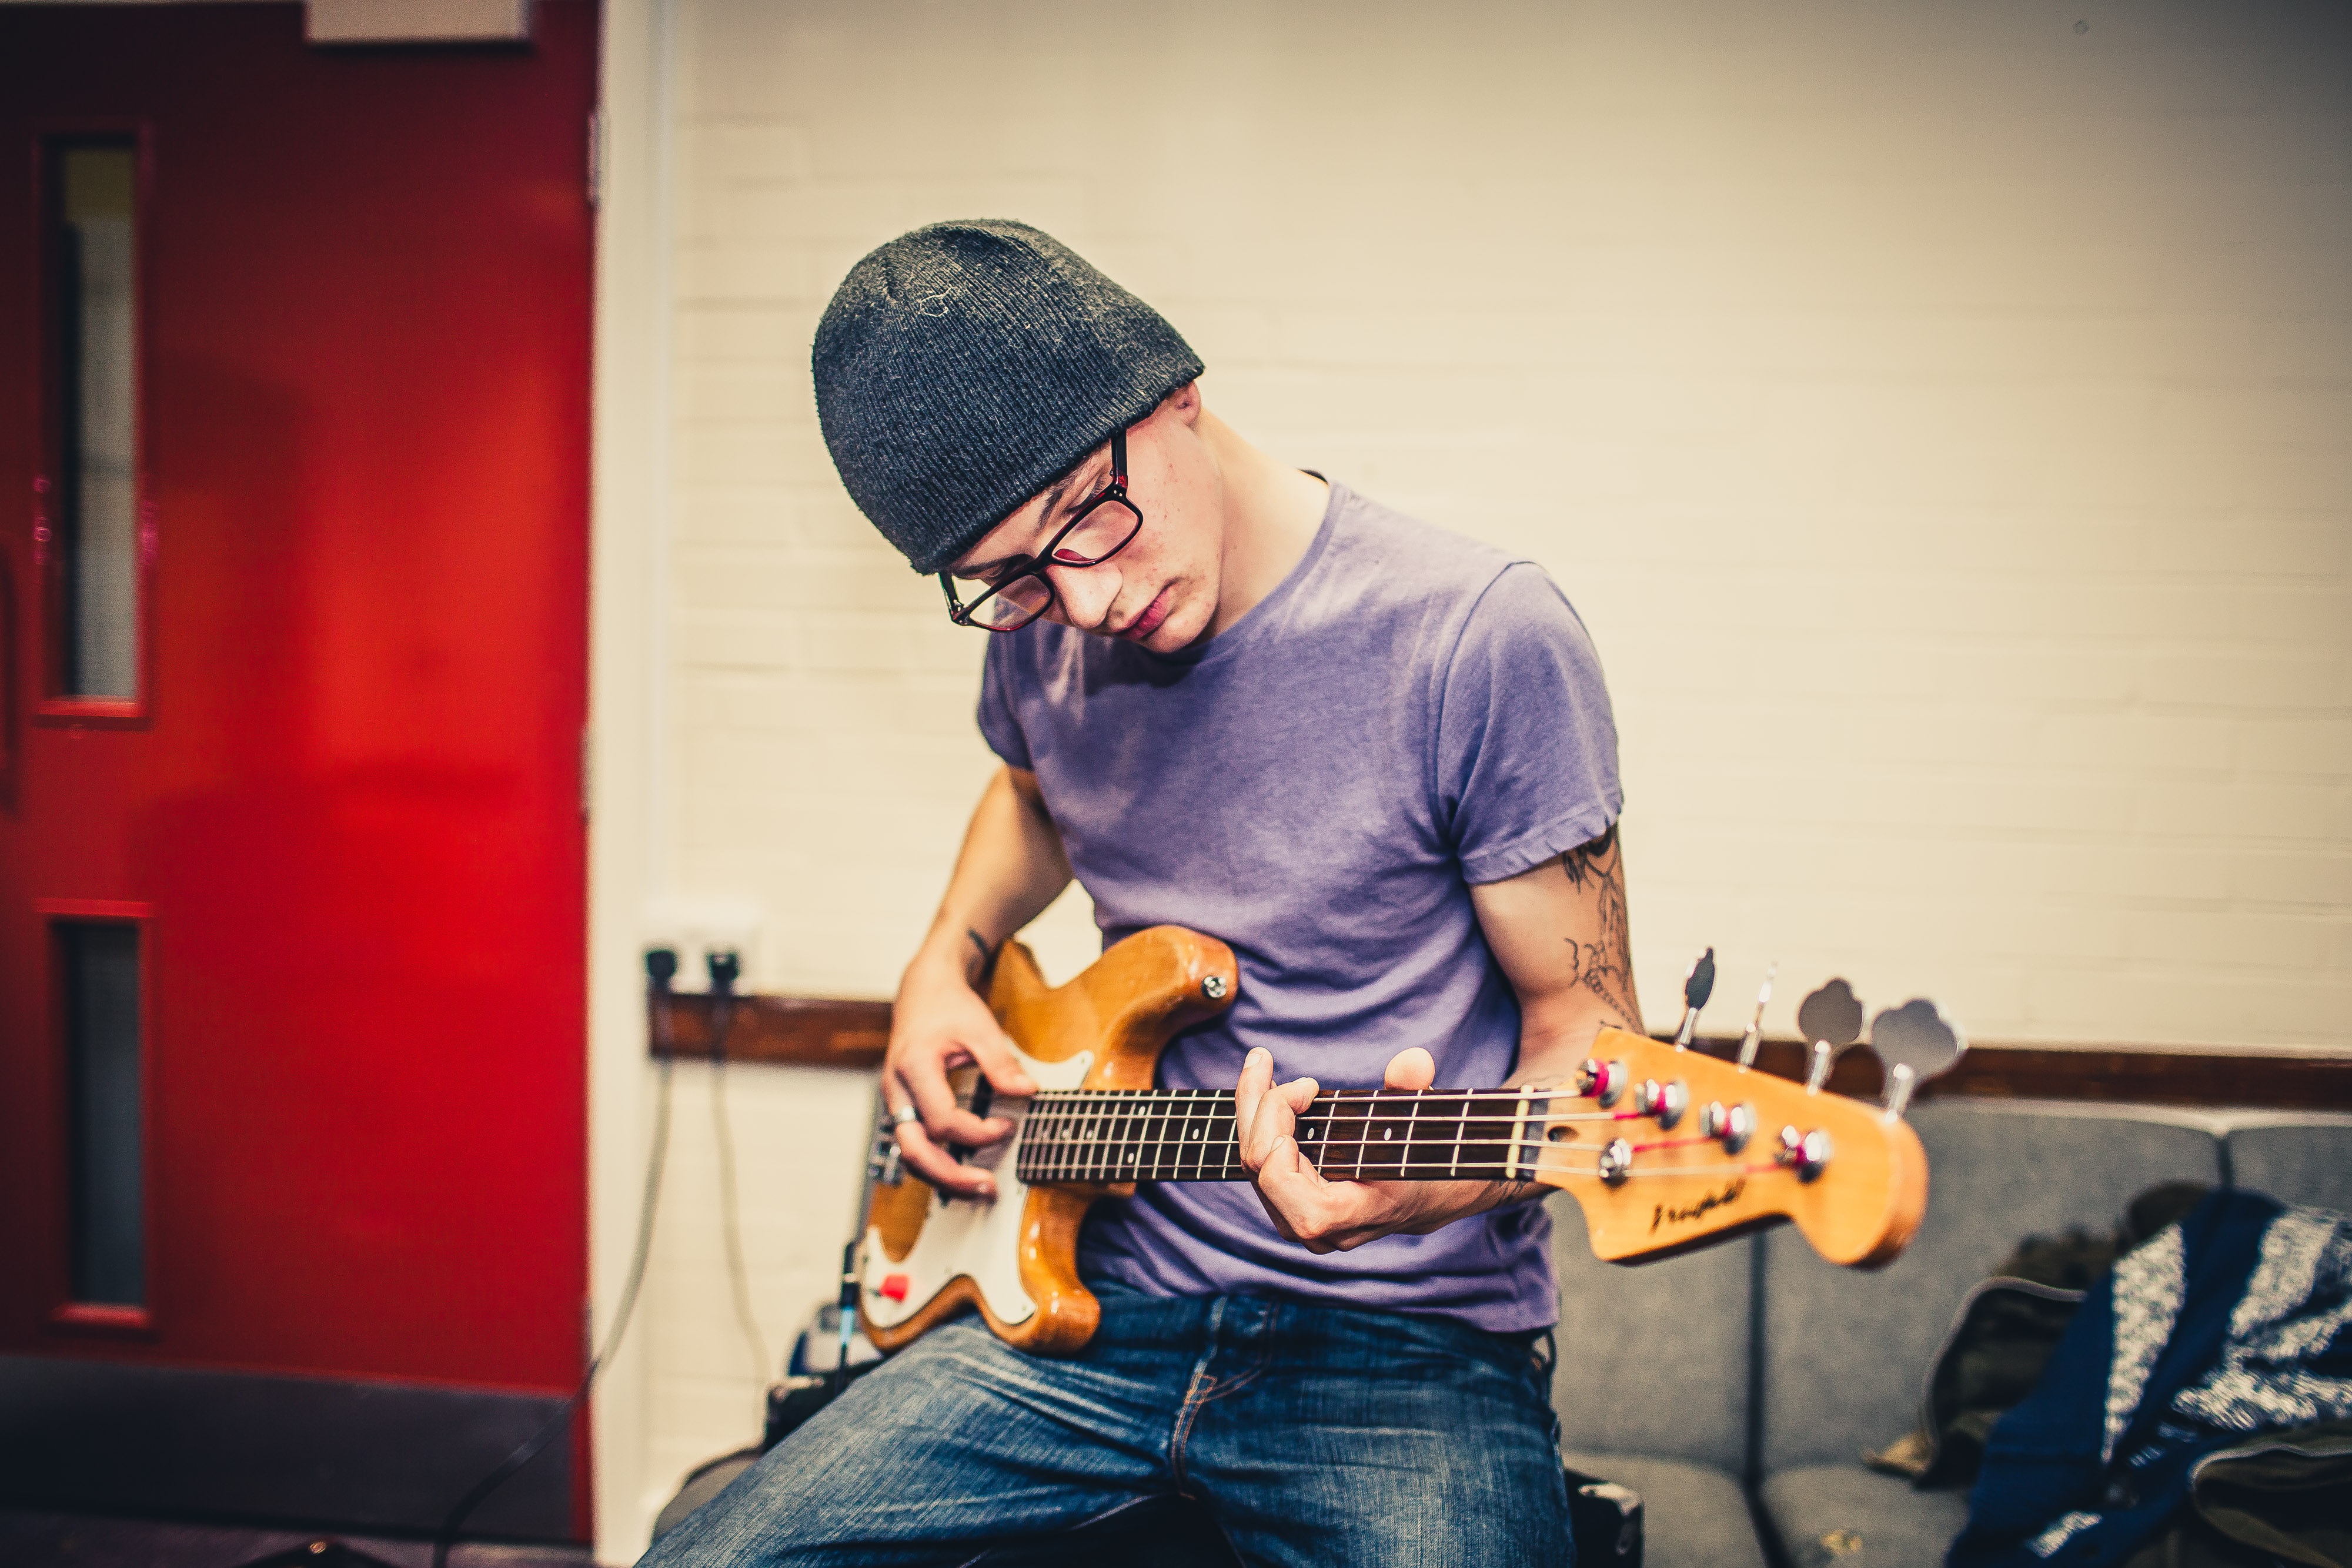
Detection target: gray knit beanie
<box><xmin>812</xmin><ymin>220</ymin><xmax>1205</xmax><ymax>574</ymax></box>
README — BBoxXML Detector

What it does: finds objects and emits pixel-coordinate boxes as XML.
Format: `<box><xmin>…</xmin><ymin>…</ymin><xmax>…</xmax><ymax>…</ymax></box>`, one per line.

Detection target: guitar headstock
<box><xmin>1526</xmin><ymin>981</ymin><xmax>1962</xmax><ymax>1269</ymax></box>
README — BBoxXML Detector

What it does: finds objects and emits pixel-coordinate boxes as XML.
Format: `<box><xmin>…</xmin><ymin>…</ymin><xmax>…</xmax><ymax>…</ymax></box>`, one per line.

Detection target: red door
<box><xmin>0</xmin><ymin>1</ymin><xmax>594</xmax><ymax>1537</ymax></box>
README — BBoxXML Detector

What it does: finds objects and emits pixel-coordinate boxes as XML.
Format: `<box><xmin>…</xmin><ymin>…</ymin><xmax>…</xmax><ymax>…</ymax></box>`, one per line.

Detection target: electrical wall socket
<box><xmin>641</xmin><ymin>898</ymin><xmax>763</xmax><ymax>994</ymax></box>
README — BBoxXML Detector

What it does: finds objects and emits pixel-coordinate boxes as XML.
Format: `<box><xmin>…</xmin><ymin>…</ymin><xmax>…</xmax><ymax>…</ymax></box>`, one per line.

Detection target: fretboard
<box><xmin>1010</xmin><ymin>1088</ymin><xmax>1544</xmax><ymax>1185</ymax></box>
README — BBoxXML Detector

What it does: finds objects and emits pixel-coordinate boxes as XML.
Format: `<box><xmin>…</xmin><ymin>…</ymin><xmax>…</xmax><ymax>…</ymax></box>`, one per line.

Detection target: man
<box><xmin>646</xmin><ymin>220</ymin><xmax>1638</xmax><ymax>1566</ymax></box>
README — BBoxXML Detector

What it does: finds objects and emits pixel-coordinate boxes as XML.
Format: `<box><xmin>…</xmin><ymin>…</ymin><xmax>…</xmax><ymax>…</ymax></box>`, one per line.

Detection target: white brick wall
<box><xmin>629</xmin><ymin>0</ymin><xmax>2352</xmax><ymax>1510</ymax></box>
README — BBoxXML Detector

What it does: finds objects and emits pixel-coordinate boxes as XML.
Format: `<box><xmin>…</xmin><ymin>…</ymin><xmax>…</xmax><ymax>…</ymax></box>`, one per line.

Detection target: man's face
<box><xmin>946</xmin><ymin>384</ymin><xmax>1223</xmax><ymax>653</ymax></box>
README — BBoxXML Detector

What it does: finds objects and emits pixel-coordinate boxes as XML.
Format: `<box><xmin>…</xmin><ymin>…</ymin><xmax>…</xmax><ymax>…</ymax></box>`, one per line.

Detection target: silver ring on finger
<box><xmin>890</xmin><ymin>1104</ymin><xmax>920</xmax><ymax>1129</ymax></box>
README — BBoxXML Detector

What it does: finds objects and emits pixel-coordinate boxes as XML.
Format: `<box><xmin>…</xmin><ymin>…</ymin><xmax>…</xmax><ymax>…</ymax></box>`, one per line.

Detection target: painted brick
<box><xmin>2237</xmin><ymin>720</ymin><xmax>2352</xmax><ymax>780</ymax></box>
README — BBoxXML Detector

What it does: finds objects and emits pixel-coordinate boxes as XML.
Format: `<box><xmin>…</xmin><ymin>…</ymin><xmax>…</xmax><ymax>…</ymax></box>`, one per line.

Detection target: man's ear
<box><xmin>1164</xmin><ymin>379</ymin><xmax>1202</xmax><ymax>424</ymax></box>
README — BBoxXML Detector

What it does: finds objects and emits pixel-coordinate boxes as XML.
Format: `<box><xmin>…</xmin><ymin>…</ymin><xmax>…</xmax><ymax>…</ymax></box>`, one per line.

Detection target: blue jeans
<box><xmin>639</xmin><ymin>1290</ymin><xmax>1572</xmax><ymax>1567</ymax></box>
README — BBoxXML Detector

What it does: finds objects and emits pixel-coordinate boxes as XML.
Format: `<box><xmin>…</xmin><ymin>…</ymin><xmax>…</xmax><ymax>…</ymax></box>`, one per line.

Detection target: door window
<box><xmin>57</xmin><ymin>916</ymin><xmax>146</xmax><ymax>1311</ymax></box>
<box><xmin>45</xmin><ymin>138</ymin><xmax>143</xmax><ymax>707</ymax></box>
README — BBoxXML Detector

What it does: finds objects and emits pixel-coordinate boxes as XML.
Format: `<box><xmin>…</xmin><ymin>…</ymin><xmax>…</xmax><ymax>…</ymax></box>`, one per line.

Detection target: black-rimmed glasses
<box><xmin>940</xmin><ymin>430</ymin><xmax>1144</xmax><ymax>632</ymax></box>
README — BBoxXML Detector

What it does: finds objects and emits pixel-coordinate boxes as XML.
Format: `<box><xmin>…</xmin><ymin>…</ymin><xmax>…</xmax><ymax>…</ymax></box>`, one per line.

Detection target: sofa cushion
<box><xmin>1561</xmin><ymin>1449</ymin><xmax>1766</xmax><ymax>1568</ymax></box>
<box><xmin>1759</xmin><ymin>1463</ymin><xmax>1969</xmax><ymax>1568</ymax></box>
<box><xmin>1760</xmin><ymin>1101</ymin><xmax>2223</xmax><ymax>1471</ymax></box>
<box><xmin>1550</xmin><ymin>1192</ymin><xmax>1753</xmax><ymax>1472</ymax></box>
<box><xmin>2226</xmin><ymin>1116</ymin><xmax>2352</xmax><ymax>1211</ymax></box>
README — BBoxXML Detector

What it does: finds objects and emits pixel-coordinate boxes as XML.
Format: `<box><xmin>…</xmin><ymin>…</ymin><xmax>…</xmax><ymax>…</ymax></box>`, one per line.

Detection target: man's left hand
<box><xmin>1233</xmin><ymin>1046</ymin><xmax>1539</xmax><ymax>1254</ymax></box>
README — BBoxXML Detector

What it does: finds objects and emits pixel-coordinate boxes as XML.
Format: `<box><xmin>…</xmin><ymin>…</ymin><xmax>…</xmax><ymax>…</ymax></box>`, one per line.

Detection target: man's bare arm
<box><xmin>1471</xmin><ymin>821</ymin><xmax>1645</xmax><ymax>1069</ymax></box>
<box><xmin>886</xmin><ymin>765</ymin><xmax>1073</xmax><ymax>1195</ymax></box>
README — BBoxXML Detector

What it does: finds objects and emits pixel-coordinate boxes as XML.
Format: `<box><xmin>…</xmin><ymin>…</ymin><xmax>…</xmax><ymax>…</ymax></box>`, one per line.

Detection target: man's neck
<box><xmin>1200</xmin><ymin>411</ymin><xmax>1330</xmax><ymax>641</ymax></box>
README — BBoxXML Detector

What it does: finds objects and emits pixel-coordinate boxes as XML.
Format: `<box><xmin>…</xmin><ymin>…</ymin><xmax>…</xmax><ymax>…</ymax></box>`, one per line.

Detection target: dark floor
<box><xmin>0</xmin><ymin>1512</ymin><xmax>594</xmax><ymax>1568</ymax></box>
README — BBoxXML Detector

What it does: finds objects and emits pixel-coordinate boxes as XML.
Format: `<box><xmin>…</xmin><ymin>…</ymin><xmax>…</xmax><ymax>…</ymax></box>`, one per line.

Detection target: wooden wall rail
<box><xmin>653</xmin><ymin>994</ymin><xmax>890</xmax><ymax>1071</ymax></box>
<box><xmin>1700</xmin><ymin>1038</ymin><xmax>2352</xmax><ymax>1112</ymax></box>
<box><xmin>650</xmin><ymin>994</ymin><xmax>2352</xmax><ymax>1111</ymax></box>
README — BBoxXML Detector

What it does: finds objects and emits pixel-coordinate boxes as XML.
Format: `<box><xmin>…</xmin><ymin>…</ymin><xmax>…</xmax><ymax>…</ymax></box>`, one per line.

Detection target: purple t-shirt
<box><xmin>977</xmin><ymin>482</ymin><xmax>1622</xmax><ymax>1332</ymax></box>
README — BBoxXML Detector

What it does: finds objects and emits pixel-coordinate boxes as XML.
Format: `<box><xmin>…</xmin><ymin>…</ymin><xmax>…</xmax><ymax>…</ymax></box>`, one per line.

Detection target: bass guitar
<box><xmin>858</xmin><ymin>925</ymin><xmax>1960</xmax><ymax>1356</ymax></box>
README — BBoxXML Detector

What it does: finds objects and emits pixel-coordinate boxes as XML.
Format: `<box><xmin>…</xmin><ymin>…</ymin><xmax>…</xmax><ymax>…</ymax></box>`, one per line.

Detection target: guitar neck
<box><xmin>1011</xmin><ymin>1088</ymin><xmax>1548</xmax><ymax>1185</ymax></box>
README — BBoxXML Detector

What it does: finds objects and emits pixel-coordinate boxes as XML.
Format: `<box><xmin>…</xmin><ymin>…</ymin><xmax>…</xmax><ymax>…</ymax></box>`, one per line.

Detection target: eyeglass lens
<box><xmin>965</xmin><ymin>497</ymin><xmax>1142</xmax><ymax>628</ymax></box>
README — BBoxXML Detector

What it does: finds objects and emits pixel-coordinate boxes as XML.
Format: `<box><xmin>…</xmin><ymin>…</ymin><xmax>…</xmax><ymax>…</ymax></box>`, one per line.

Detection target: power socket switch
<box><xmin>642</xmin><ymin>898</ymin><xmax>763</xmax><ymax>995</ymax></box>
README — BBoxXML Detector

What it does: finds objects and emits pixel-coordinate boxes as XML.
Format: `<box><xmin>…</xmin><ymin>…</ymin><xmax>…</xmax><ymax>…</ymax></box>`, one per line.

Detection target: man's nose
<box><xmin>1050</xmin><ymin>565</ymin><xmax>1122</xmax><ymax>631</ymax></box>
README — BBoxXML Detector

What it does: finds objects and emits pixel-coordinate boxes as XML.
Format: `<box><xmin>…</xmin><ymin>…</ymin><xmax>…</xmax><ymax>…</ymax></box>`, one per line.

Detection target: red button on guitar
<box><xmin>879</xmin><ymin>1273</ymin><xmax>910</xmax><ymax>1302</ymax></box>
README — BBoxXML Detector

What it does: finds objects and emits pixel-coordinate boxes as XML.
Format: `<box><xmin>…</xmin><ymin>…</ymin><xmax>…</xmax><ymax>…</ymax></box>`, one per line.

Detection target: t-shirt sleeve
<box><xmin>1436</xmin><ymin>562</ymin><xmax>1623</xmax><ymax>884</ymax></box>
<box><xmin>975</xmin><ymin>634</ymin><xmax>1034</xmax><ymax>771</ymax></box>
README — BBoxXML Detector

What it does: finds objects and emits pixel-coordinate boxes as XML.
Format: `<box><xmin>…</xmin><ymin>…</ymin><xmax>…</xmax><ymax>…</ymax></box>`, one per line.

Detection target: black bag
<box><xmin>1565</xmin><ymin>1465</ymin><xmax>1645</xmax><ymax>1567</ymax></box>
<box><xmin>764</xmin><ymin>1363</ymin><xmax>879</xmax><ymax>1449</ymax></box>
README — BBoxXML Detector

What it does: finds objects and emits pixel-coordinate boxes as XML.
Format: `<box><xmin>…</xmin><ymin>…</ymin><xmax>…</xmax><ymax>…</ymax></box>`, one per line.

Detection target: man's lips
<box><xmin>1119</xmin><ymin>588</ymin><xmax>1172</xmax><ymax>640</ymax></box>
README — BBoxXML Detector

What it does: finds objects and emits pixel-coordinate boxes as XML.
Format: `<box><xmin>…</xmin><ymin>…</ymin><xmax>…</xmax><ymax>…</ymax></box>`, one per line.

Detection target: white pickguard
<box><xmin>859</xmin><ymin>1046</ymin><xmax>1095</xmax><ymax>1332</ymax></box>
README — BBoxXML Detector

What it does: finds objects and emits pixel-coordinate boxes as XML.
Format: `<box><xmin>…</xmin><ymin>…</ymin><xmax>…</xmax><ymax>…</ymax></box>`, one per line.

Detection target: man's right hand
<box><xmin>883</xmin><ymin>947</ymin><xmax>1038</xmax><ymax>1198</ymax></box>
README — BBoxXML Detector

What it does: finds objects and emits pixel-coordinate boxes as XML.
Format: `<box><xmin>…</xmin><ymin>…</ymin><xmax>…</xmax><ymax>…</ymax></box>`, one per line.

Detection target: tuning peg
<box><xmin>1870</xmin><ymin>999</ymin><xmax>1967</xmax><ymax>1120</ymax></box>
<box><xmin>1736</xmin><ymin>962</ymin><xmax>1776</xmax><ymax>1069</ymax></box>
<box><xmin>1673</xmin><ymin>948</ymin><xmax>1716</xmax><ymax>1048</ymax></box>
<box><xmin>1796</xmin><ymin>978</ymin><xmax>1863</xmax><ymax>1094</ymax></box>
<box><xmin>1796</xmin><ymin>978</ymin><xmax>1863</xmax><ymax>1049</ymax></box>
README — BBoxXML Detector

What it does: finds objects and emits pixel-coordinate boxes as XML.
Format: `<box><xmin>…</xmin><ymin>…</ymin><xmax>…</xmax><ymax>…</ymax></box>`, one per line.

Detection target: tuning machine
<box><xmin>1635</xmin><ymin>1077</ymin><xmax>1689</xmax><ymax>1129</ymax></box>
<box><xmin>1598</xmin><ymin>1137</ymin><xmax>1635</xmax><ymax>1185</ymax></box>
<box><xmin>1777</xmin><ymin>1124</ymin><xmax>1833</xmax><ymax>1181</ymax></box>
<box><xmin>1870</xmin><ymin>999</ymin><xmax>1967</xmax><ymax>1120</ymax></box>
<box><xmin>1673</xmin><ymin>947</ymin><xmax>1716</xmax><ymax>1048</ymax></box>
<box><xmin>1699</xmin><ymin>1099</ymin><xmax>1756</xmax><ymax>1154</ymax></box>
<box><xmin>1736</xmin><ymin>962</ymin><xmax>1776</xmax><ymax>1070</ymax></box>
<box><xmin>1795</xmin><ymin>978</ymin><xmax>1864</xmax><ymax>1094</ymax></box>
<box><xmin>1578</xmin><ymin>1055</ymin><xmax>1629</xmax><ymax>1108</ymax></box>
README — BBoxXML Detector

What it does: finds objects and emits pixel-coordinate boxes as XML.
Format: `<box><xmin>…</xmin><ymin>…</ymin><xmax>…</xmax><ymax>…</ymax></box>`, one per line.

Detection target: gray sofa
<box><xmin>1546</xmin><ymin>1102</ymin><xmax>2352</xmax><ymax>1568</ymax></box>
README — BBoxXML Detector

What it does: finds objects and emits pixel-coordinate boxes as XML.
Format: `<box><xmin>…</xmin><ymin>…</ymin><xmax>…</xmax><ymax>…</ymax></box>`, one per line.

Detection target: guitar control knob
<box><xmin>1578</xmin><ymin>1058</ymin><xmax>1629</xmax><ymax>1108</ymax></box>
<box><xmin>1701</xmin><ymin>1101</ymin><xmax>1756</xmax><ymax>1154</ymax></box>
<box><xmin>1598</xmin><ymin>1138</ymin><xmax>1633</xmax><ymax>1185</ymax></box>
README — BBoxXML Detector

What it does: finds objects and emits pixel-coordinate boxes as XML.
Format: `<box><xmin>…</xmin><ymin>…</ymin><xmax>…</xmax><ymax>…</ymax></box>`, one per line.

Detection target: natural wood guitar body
<box><xmin>861</xmin><ymin>927</ymin><xmax>1239</xmax><ymax>1355</ymax></box>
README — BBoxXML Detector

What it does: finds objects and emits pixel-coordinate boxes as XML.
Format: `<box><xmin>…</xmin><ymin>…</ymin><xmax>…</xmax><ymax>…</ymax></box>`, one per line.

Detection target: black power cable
<box><xmin>427</xmin><ymin>950</ymin><xmax>681</xmax><ymax>1568</ymax></box>
<box><xmin>704</xmin><ymin>950</ymin><xmax>775</xmax><ymax>1386</ymax></box>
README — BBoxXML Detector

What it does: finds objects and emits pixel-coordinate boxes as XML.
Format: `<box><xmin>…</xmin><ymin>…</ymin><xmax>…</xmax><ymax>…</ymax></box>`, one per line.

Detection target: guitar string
<box><xmin>1011</xmin><ymin>1152</ymin><xmax>1778</xmax><ymax>1175</ymax></box>
<box><xmin>1014</xmin><ymin>1120</ymin><xmax>1792</xmax><ymax>1182</ymax></box>
<box><xmin>1019</xmin><ymin>1091</ymin><xmax>1735</xmax><ymax>1121</ymax></box>
<box><xmin>1010</xmin><ymin>1121</ymin><xmax>1792</xmax><ymax>1180</ymax></box>
<box><xmin>1018</xmin><ymin>1109</ymin><xmax>1687</xmax><ymax>1146</ymax></box>
<box><xmin>1010</xmin><ymin>1152</ymin><xmax>1796</xmax><ymax>1182</ymax></box>
<box><xmin>1007</xmin><ymin>1087</ymin><xmax>1813</xmax><ymax>1182</ymax></box>
<box><xmin>1022</xmin><ymin>1089</ymin><xmax>1628</xmax><ymax>1108</ymax></box>
<box><xmin>1017</xmin><ymin>1087</ymin><xmax>1744</xmax><ymax>1104</ymax></box>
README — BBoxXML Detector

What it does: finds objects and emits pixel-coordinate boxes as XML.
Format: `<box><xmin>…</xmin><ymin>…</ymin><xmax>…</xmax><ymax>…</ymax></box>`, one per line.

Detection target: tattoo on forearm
<box><xmin>966</xmin><ymin>928</ymin><xmax>1000</xmax><ymax>986</ymax></box>
<box><xmin>1561</xmin><ymin>825</ymin><xmax>1642</xmax><ymax>1031</ymax></box>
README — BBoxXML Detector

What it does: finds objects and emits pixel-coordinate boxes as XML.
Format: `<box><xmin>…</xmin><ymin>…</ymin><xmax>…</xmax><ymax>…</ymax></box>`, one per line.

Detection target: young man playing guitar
<box><xmin>643</xmin><ymin>220</ymin><xmax>1637</xmax><ymax>1566</ymax></box>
